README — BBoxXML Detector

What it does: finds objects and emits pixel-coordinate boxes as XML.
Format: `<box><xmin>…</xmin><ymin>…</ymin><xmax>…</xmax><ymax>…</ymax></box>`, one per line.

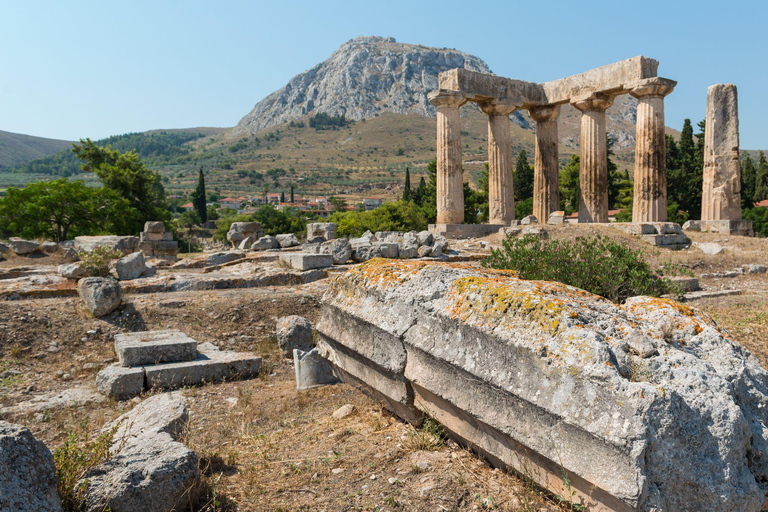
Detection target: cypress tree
<box><xmin>280</xmin><ymin>191</ymin><xmax>286</xmax><ymax>203</ymax></box>
<box><xmin>741</xmin><ymin>154</ymin><xmax>756</xmax><ymax>207</ymax></box>
<box><xmin>191</xmin><ymin>167</ymin><xmax>207</xmax><ymax>223</ymax></box>
<box><xmin>415</xmin><ymin>177</ymin><xmax>427</xmax><ymax>206</ymax></box>
<box><xmin>403</xmin><ymin>167</ymin><xmax>412</xmax><ymax>201</ymax></box>
<box><xmin>755</xmin><ymin>152</ymin><xmax>768</xmax><ymax>202</ymax></box>
<box><xmin>514</xmin><ymin>150</ymin><xmax>534</xmax><ymax>201</ymax></box>
<box><xmin>290</xmin><ymin>184</ymin><xmax>294</xmax><ymax>203</ymax></box>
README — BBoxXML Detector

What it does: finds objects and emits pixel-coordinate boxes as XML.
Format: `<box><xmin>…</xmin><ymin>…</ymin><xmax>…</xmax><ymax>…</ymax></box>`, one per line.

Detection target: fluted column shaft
<box><xmin>530</xmin><ymin>105</ymin><xmax>561</xmax><ymax>222</ymax></box>
<box><xmin>630</xmin><ymin>80</ymin><xmax>675</xmax><ymax>223</ymax></box>
<box><xmin>481</xmin><ymin>102</ymin><xmax>517</xmax><ymax>224</ymax></box>
<box><xmin>573</xmin><ymin>95</ymin><xmax>614</xmax><ymax>223</ymax></box>
<box><xmin>702</xmin><ymin>84</ymin><xmax>741</xmax><ymax>221</ymax></box>
<box><xmin>430</xmin><ymin>93</ymin><xmax>467</xmax><ymax>224</ymax></box>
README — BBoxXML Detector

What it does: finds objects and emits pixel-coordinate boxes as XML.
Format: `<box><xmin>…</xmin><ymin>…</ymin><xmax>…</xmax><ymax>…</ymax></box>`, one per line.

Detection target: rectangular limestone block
<box><xmin>606</xmin><ymin>223</ymin><xmax>657</xmax><ymax>235</ymax></box>
<box><xmin>144</xmin><ymin>221</ymin><xmax>165</xmax><ymax>233</ymax></box>
<box><xmin>95</xmin><ymin>365</ymin><xmax>145</xmax><ymax>399</ymax></box>
<box><xmin>279</xmin><ymin>252</ymin><xmax>333</xmax><ymax>270</ymax></box>
<box><xmin>115</xmin><ymin>330</ymin><xmax>198</xmax><ymax>367</ymax></box>
<box><xmin>138</xmin><ymin>241</ymin><xmax>155</xmax><ymax>256</ymax></box>
<box><xmin>162</xmin><ymin>232</ymin><xmax>174</xmax><ymax>241</ymax></box>
<box><xmin>428</xmin><ymin>223</ymin><xmax>505</xmax><ymax>240</ymax></box>
<box><xmin>144</xmin><ymin>348</ymin><xmax>261</xmax><ymax>390</ymax></box>
<box><xmin>140</xmin><ymin>232</ymin><xmax>165</xmax><ymax>242</ymax></box>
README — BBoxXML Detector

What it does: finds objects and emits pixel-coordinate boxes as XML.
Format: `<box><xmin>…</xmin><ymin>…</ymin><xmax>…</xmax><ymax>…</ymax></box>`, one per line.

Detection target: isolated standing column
<box><xmin>429</xmin><ymin>92</ymin><xmax>467</xmax><ymax>224</ymax></box>
<box><xmin>529</xmin><ymin>105</ymin><xmax>561</xmax><ymax>222</ymax></box>
<box><xmin>701</xmin><ymin>84</ymin><xmax>742</xmax><ymax>221</ymax></box>
<box><xmin>480</xmin><ymin>101</ymin><xmax>518</xmax><ymax>224</ymax></box>
<box><xmin>630</xmin><ymin>78</ymin><xmax>676</xmax><ymax>222</ymax></box>
<box><xmin>572</xmin><ymin>95</ymin><xmax>614</xmax><ymax>223</ymax></box>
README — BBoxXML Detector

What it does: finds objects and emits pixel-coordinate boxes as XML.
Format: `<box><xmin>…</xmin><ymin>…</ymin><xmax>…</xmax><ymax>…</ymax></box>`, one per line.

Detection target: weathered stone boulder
<box><xmin>320</xmin><ymin>238</ymin><xmax>352</xmax><ymax>264</ymax></box>
<box><xmin>417</xmin><ymin>245</ymin><xmax>432</xmax><ymax>258</ymax></box>
<box><xmin>0</xmin><ymin>421</ymin><xmax>63</xmax><ymax>512</ymax></box>
<box><xmin>307</xmin><ymin>222</ymin><xmax>338</xmax><ymax>242</ymax></box>
<box><xmin>353</xmin><ymin>245</ymin><xmax>382</xmax><ymax>262</ymax></box>
<box><xmin>547</xmin><ymin>211</ymin><xmax>566</xmax><ymax>225</ymax></box>
<box><xmin>238</xmin><ymin>234</ymin><xmax>258</xmax><ymax>250</ymax></box>
<box><xmin>115</xmin><ymin>252</ymin><xmax>147</xmax><ymax>281</ymax></box>
<box><xmin>11</xmin><ymin>239</ymin><xmax>39</xmax><ymax>255</ymax></box>
<box><xmin>61</xmin><ymin>247</ymin><xmax>79</xmax><ymax>262</ymax></box>
<box><xmin>682</xmin><ymin>220</ymin><xmax>701</xmax><ymax>231</ymax></box>
<box><xmin>398</xmin><ymin>240</ymin><xmax>418</xmax><ymax>259</ymax></box>
<box><xmin>58</xmin><ymin>261</ymin><xmax>92</xmax><ymax>279</ymax></box>
<box><xmin>78</xmin><ymin>277</ymin><xmax>122</xmax><ymax>317</ymax></box>
<box><xmin>227</xmin><ymin>222</ymin><xmax>262</xmax><ymax>245</ymax></box>
<box><xmin>429</xmin><ymin>244</ymin><xmax>443</xmax><ymax>257</ymax></box>
<box><xmin>521</xmin><ymin>226</ymin><xmax>549</xmax><ymax>239</ymax></box>
<box><xmin>144</xmin><ymin>221</ymin><xmax>165</xmax><ymax>233</ymax></box>
<box><xmin>0</xmin><ymin>242</ymin><xmax>10</xmax><ymax>254</ymax></box>
<box><xmin>75</xmin><ymin>236</ymin><xmax>138</xmax><ymax>255</ymax></box>
<box><xmin>520</xmin><ymin>214</ymin><xmax>538</xmax><ymax>225</ymax></box>
<box><xmin>317</xmin><ymin>260</ymin><xmax>768</xmax><ymax>511</ymax></box>
<box><xmin>276</xmin><ymin>315</ymin><xmax>314</xmax><ymax>358</ymax></box>
<box><xmin>80</xmin><ymin>393</ymin><xmax>198</xmax><ymax>512</ymax></box>
<box><xmin>172</xmin><ymin>251</ymin><xmax>245</xmax><ymax>269</ymax></box>
<box><xmin>699</xmin><ymin>242</ymin><xmax>724</xmax><ymax>255</ymax></box>
<box><xmin>276</xmin><ymin>233</ymin><xmax>300</xmax><ymax>248</ymax></box>
<box><xmin>40</xmin><ymin>241</ymin><xmax>58</xmax><ymax>253</ymax></box>
<box><xmin>417</xmin><ymin>230</ymin><xmax>434</xmax><ymax>246</ymax></box>
<box><xmin>251</xmin><ymin>235</ymin><xmax>280</xmax><ymax>251</ymax></box>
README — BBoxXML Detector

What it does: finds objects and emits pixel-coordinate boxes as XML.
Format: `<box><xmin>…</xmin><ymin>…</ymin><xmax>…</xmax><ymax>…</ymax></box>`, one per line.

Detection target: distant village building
<box><xmin>220</xmin><ymin>197</ymin><xmax>243</xmax><ymax>210</ymax></box>
<box><xmin>363</xmin><ymin>197</ymin><xmax>383</xmax><ymax>210</ymax></box>
<box><xmin>180</xmin><ymin>202</ymin><xmax>195</xmax><ymax>212</ymax></box>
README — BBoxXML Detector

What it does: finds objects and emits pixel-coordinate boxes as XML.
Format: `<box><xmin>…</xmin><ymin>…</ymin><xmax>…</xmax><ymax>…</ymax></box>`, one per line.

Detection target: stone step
<box><xmin>115</xmin><ymin>330</ymin><xmax>198</xmax><ymax>367</ymax></box>
<box><xmin>279</xmin><ymin>252</ymin><xmax>334</xmax><ymax>270</ymax></box>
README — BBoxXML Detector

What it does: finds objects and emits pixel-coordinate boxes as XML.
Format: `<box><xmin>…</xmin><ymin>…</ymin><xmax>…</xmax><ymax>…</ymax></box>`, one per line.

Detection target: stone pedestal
<box><xmin>530</xmin><ymin>106</ymin><xmax>561</xmax><ymax>223</ymax></box>
<box><xmin>630</xmin><ymin>78</ymin><xmax>676</xmax><ymax>223</ymax></box>
<box><xmin>429</xmin><ymin>92</ymin><xmax>467</xmax><ymax>224</ymax></box>
<box><xmin>480</xmin><ymin>101</ymin><xmax>518</xmax><ymax>225</ymax></box>
<box><xmin>573</xmin><ymin>95</ymin><xmax>614</xmax><ymax>223</ymax></box>
<box><xmin>702</xmin><ymin>84</ymin><xmax>742</xmax><ymax>221</ymax></box>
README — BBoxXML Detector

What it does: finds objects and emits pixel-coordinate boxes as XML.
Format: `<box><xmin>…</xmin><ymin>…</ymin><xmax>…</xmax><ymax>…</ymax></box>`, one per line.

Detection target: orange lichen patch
<box><xmin>624</xmin><ymin>297</ymin><xmax>729</xmax><ymax>339</ymax></box>
<box><xmin>447</xmin><ymin>275</ymin><xmax>566</xmax><ymax>335</ymax></box>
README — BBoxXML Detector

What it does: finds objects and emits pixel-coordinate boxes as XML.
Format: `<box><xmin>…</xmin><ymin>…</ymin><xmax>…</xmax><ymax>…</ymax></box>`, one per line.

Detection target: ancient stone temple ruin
<box><xmin>428</xmin><ymin>56</ymin><xmax>677</xmax><ymax>236</ymax></box>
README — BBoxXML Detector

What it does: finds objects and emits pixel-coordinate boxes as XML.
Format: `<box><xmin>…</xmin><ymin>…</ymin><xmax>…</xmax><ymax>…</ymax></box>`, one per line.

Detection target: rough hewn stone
<box><xmin>320</xmin><ymin>238</ymin><xmax>352</xmax><ymax>264</ymax></box>
<box><xmin>11</xmin><ymin>239</ymin><xmax>39</xmax><ymax>255</ymax></box>
<box><xmin>294</xmin><ymin>348</ymin><xmax>339</xmax><ymax>390</ymax></box>
<box><xmin>279</xmin><ymin>252</ymin><xmax>333</xmax><ymax>270</ymax></box>
<box><xmin>0</xmin><ymin>421</ymin><xmax>63</xmax><ymax>512</ymax></box>
<box><xmin>306</xmin><ymin>222</ymin><xmax>338</xmax><ymax>242</ymax></box>
<box><xmin>276</xmin><ymin>315</ymin><xmax>314</xmax><ymax>358</ymax></box>
<box><xmin>78</xmin><ymin>277</ymin><xmax>121</xmax><ymax>317</ymax></box>
<box><xmin>318</xmin><ymin>260</ymin><xmax>768</xmax><ymax>511</ymax></box>
<box><xmin>95</xmin><ymin>366</ymin><xmax>145</xmax><ymax>399</ymax></box>
<box><xmin>143</xmin><ymin>346</ymin><xmax>261</xmax><ymax>390</ymax></box>
<box><xmin>276</xmin><ymin>233</ymin><xmax>300</xmax><ymax>248</ymax></box>
<box><xmin>75</xmin><ymin>236</ymin><xmax>138</xmax><ymax>254</ymax></box>
<box><xmin>58</xmin><ymin>261</ymin><xmax>91</xmax><ymax>279</ymax></box>
<box><xmin>115</xmin><ymin>251</ymin><xmax>147</xmax><ymax>281</ymax></box>
<box><xmin>115</xmin><ymin>330</ymin><xmax>198</xmax><ymax>367</ymax></box>
<box><xmin>251</xmin><ymin>236</ymin><xmax>280</xmax><ymax>251</ymax></box>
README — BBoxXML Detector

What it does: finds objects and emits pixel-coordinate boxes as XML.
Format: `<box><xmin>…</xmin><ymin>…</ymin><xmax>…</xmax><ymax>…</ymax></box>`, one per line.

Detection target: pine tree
<box><xmin>755</xmin><ymin>152</ymin><xmax>768</xmax><ymax>202</ymax></box>
<box><xmin>741</xmin><ymin>154</ymin><xmax>757</xmax><ymax>207</ymax></box>
<box><xmin>191</xmin><ymin>167</ymin><xmax>207</xmax><ymax>223</ymax></box>
<box><xmin>403</xmin><ymin>167</ymin><xmax>412</xmax><ymax>201</ymax></box>
<box><xmin>514</xmin><ymin>150</ymin><xmax>534</xmax><ymax>201</ymax></box>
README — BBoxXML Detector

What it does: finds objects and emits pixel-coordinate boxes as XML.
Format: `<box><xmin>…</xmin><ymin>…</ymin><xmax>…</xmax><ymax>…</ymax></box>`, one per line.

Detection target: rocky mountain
<box><xmin>0</xmin><ymin>130</ymin><xmax>72</xmax><ymax>169</ymax></box>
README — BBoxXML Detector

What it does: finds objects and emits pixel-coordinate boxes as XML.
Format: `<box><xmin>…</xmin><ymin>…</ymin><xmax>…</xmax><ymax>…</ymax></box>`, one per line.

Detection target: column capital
<box><xmin>529</xmin><ymin>105</ymin><xmax>561</xmax><ymax>122</ymax></box>
<box><xmin>628</xmin><ymin>77</ymin><xmax>677</xmax><ymax>99</ymax></box>
<box><xmin>571</xmin><ymin>94</ymin><xmax>614</xmax><ymax>112</ymax></box>
<box><xmin>478</xmin><ymin>99</ymin><xmax>519</xmax><ymax>116</ymax></box>
<box><xmin>428</xmin><ymin>90</ymin><xmax>468</xmax><ymax>108</ymax></box>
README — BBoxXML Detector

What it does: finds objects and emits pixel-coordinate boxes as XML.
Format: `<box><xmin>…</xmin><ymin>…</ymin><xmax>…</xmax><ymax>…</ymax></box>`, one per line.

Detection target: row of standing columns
<box><xmin>430</xmin><ymin>81</ymin><xmax>675</xmax><ymax>225</ymax></box>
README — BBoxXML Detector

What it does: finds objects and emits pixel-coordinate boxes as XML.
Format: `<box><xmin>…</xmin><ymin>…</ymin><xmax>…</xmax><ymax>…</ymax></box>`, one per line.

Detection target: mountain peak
<box><xmin>231</xmin><ymin>37</ymin><xmax>491</xmax><ymax>136</ymax></box>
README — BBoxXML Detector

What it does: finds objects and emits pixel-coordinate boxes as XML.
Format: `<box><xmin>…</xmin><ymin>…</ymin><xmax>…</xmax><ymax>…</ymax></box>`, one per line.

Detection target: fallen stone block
<box><xmin>276</xmin><ymin>315</ymin><xmax>314</xmax><ymax>358</ymax></box>
<box><xmin>80</xmin><ymin>393</ymin><xmax>198</xmax><ymax>512</ymax></box>
<box><xmin>547</xmin><ymin>211</ymin><xmax>566</xmax><ymax>225</ymax></box>
<box><xmin>144</xmin><ymin>221</ymin><xmax>165</xmax><ymax>233</ymax></box>
<box><xmin>520</xmin><ymin>214</ymin><xmax>538</xmax><ymax>225</ymax></box>
<box><xmin>58</xmin><ymin>261</ymin><xmax>91</xmax><ymax>279</ymax></box>
<box><xmin>307</xmin><ymin>222</ymin><xmax>337</xmax><ymax>242</ymax></box>
<box><xmin>78</xmin><ymin>277</ymin><xmax>122</xmax><ymax>317</ymax></box>
<box><xmin>375</xmin><ymin>242</ymin><xmax>399</xmax><ymax>259</ymax></box>
<box><xmin>0</xmin><ymin>421</ymin><xmax>63</xmax><ymax>512</ymax></box>
<box><xmin>276</xmin><ymin>233</ymin><xmax>300</xmax><ymax>248</ymax></box>
<box><xmin>746</xmin><ymin>264</ymin><xmax>767</xmax><ymax>274</ymax></box>
<box><xmin>682</xmin><ymin>220</ymin><xmax>701</xmax><ymax>231</ymax></box>
<box><xmin>115</xmin><ymin>251</ymin><xmax>147</xmax><ymax>281</ymax></box>
<box><xmin>353</xmin><ymin>245</ymin><xmax>382</xmax><ymax>262</ymax></box>
<box><xmin>699</xmin><ymin>242</ymin><xmax>724</xmax><ymax>255</ymax></box>
<box><xmin>320</xmin><ymin>238</ymin><xmax>352</xmax><ymax>263</ymax></box>
<box><xmin>251</xmin><ymin>235</ymin><xmax>280</xmax><ymax>251</ymax></box>
<box><xmin>397</xmin><ymin>241</ymin><xmax>418</xmax><ymax>259</ymax></box>
<box><xmin>11</xmin><ymin>239</ymin><xmax>39</xmax><ymax>255</ymax></box>
<box><xmin>96</xmin><ymin>365</ymin><xmax>145</xmax><ymax>400</ymax></box>
<box><xmin>115</xmin><ymin>330</ymin><xmax>198</xmax><ymax>367</ymax></box>
<box><xmin>279</xmin><ymin>252</ymin><xmax>333</xmax><ymax>270</ymax></box>
<box><xmin>144</xmin><ymin>348</ymin><xmax>262</xmax><ymax>390</ymax></box>
<box><xmin>521</xmin><ymin>226</ymin><xmax>549</xmax><ymax>239</ymax></box>
<box><xmin>668</xmin><ymin>276</ymin><xmax>700</xmax><ymax>292</ymax></box>
<box><xmin>171</xmin><ymin>251</ymin><xmax>245</xmax><ymax>269</ymax></box>
<box><xmin>40</xmin><ymin>241</ymin><xmax>58</xmax><ymax>253</ymax></box>
<box><xmin>75</xmin><ymin>235</ymin><xmax>138</xmax><ymax>255</ymax></box>
<box><xmin>318</xmin><ymin>259</ymin><xmax>768</xmax><ymax>511</ymax></box>
<box><xmin>294</xmin><ymin>347</ymin><xmax>339</xmax><ymax>390</ymax></box>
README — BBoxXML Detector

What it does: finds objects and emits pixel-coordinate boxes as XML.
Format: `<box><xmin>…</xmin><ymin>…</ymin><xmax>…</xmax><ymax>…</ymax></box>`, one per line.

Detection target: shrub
<box><xmin>483</xmin><ymin>234</ymin><xmax>679</xmax><ymax>304</ymax></box>
<box><xmin>329</xmin><ymin>200</ymin><xmax>428</xmax><ymax>237</ymax></box>
<box><xmin>744</xmin><ymin>206</ymin><xmax>768</xmax><ymax>237</ymax></box>
<box><xmin>77</xmin><ymin>246</ymin><xmax>123</xmax><ymax>277</ymax></box>
<box><xmin>54</xmin><ymin>427</ymin><xmax>116</xmax><ymax>511</ymax></box>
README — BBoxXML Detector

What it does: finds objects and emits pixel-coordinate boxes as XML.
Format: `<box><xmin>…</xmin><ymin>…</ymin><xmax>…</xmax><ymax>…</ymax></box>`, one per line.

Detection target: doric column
<box><xmin>429</xmin><ymin>92</ymin><xmax>467</xmax><ymax>224</ymax></box>
<box><xmin>702</xmin><ymin>84</ymin><xmax>742</xmax><ymax>221</ymax></box>
<box><xmin>480</xmin><ymin>101</ymin><xmax>518</xmax><ymax>225</ymax></box>
<box><xmin>629</xmin><ymin>78</ymin><xmax>676</xmax><ymax>223</ymax></box>
<box><xmin>529</xmin><ymin>105</ymin><xmax>561</xmax><ymax>222</ymax></box>
<box><xmin>572</xmin><ymin>95</ymin><xmax>614</xmax><ymax>223</ymax></box>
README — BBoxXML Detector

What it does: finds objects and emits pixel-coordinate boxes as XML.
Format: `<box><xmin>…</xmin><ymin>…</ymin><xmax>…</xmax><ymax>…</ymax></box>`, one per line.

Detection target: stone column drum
<box><xmin>573</xmin><ymin>95</ymin><xmax>614</xmax><ymax>223</ymax></box>
<box><xmin>529</xmin><ymin>105</ymin><xmax>561</xmax><ymax>222</ymax></box>
<box><xmin>481</xmin><ymin>101</ymin><xmax>517</xmax><ymax>225</ymax></box>
<box><xmin>630</xmin><ymin>78</ymin><xmax>676</xmax><ymax>223</ymax></box>
<box><xmin>702</xmin><ymin>84</ymin><xmax>742</xmax><ymax>221</ymax></box>
<box><xmin>429</xmin><ymin>92</ymin><xmax>467</xmax><ymax>224</ymax></box>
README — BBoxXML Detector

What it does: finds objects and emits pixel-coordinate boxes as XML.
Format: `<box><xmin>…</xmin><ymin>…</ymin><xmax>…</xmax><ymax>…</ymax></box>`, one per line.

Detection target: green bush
<box><xmin>483</xmin><ymin>234</ymin><xmax>679</xmax><ymax>304</ymax></box>
<box><xmin>77</xmin><ymin>246</ymin><xmax>123</xmax><ymax>277</ymax></box>
<box><xmin>54</xmin><ymin>427</ymin><xmax>116</xmax><ymax>511</ymax></box>
<box><xmin>329</xmin><ymin>200</ymin><xmax>428</xmax><ymax>237</ymax></box>
<box><xmin>744</xmin><ymin>206</ymin><xmax>768</xmax><ymax>237</ymax></box>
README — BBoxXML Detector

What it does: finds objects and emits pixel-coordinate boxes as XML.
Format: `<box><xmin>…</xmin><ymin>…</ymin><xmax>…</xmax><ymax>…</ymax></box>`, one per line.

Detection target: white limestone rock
<box><xmin>276</xmin><ymin>315</ymin><xmax>314</xmax><ymax>358</ymax></box>
<box><xmin>276</xmin><ymin>233</ymin><xmax>300</xmax><ymax>248</ymax></box>
<box><xmin>58</xmin><ymin>261</ymin><xmax>91</xmax><ymax>279</ymax></box>
<box><xmin>11</xmin><ymin>239</ymin><xmax>39</xmax><ymax>255</ymax></box>
<box><xmin>115</xmin><ymin>251</ymin><xmax>147</xmax><ymax>281</ymax></box>
<box><xmin>319</xmin><ymin>238</ymin><xmax>352</xmax><ymax>264</ymax></box>
<box><xmin>77</xmin><ymin>277</ymin><xmax>122</xmax><ymax>317</ymax></box>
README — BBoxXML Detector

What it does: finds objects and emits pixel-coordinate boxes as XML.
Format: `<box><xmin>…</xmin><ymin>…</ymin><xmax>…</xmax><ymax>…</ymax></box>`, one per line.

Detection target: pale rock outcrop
<box><xmin>11</xmin><ymin>239</ymin><xmax>39</xmax><ymax>255</ymax></box>
<box><xmin>79</xmin><ymin>393</ymin><xmax>198</xmax><ymax>512</ymax></box>
<box><xmin>78</xmin><ymin>277</ymin><xmax>122</xmax><ymax>317</ymax></box>
<box><xmin>40</xmin><ymin>241</ymin><xmax>58</xmax><ymax>253</ymax></box>
<box><xmin>75</xmin><ymin>236</ymin><xmax>138</xmax><ymax>255</ymax></box>
<box><xmin>0</xmin><ymin>421</ymin><xmax>63</xmax><ymax>512</ymax></box>
<box><xmin>317</xmin><ymin>260</ymin><xmax>768</xmax><ymax>511</ymax></box>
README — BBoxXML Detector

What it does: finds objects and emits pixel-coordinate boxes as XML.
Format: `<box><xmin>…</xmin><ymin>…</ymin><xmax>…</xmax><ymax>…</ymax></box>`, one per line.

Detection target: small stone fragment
<box><xmin>332</xmin><ymin>404</ymin><xmax>356</xmax><ymax>420</ymax></box>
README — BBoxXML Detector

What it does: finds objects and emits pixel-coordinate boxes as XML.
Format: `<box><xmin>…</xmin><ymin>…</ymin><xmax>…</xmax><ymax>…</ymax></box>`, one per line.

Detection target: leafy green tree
<box><xmin>744</xmin><ymin>206</ymin><xmax>768</xmax><ymax>237</ymax></box>
<box><xmin>418</xmin><ymin>160</ymin><xmax>438</xmax><ymax>222</ymax></box>
<box><xmin>741</xmin><ymin>154</ymin><xmax>757</xmax><ymax>207</ymax></box>
<box><xmin>0</xmin><ymin>179</ymin><xmax>131</xmax><ymax>241</ymax></box>
<box><xmin>191</xmin><ymin>167</ymin><xmax>207</xmax><ymax>223</ymax></box>
<box><xmin>476</xmin><ymin>163</ymin><xmax>490</xmax><ymax>222</ymax></box>
<box><xmin>178</xmin><ymin>210</ymin><xmax>201</xmax><ymax>229</ymax></box>
<box><xmin>666</xmin><ymin>120</ymin><xmax>703</xmax><ymax>218</ymax></box>
<box><xmin>330</xmin><ymin>201</ymin><xmax>428</xmax><ymax>237</ymax></box>
<box><xmin>403</xmin><ymin>167</ymin><xmax>412</xmax><ymax>201</ymax></box>
<box><xmin>559</xmin><ymin>155</ymin><xmax>580</xmax><ymax>213</ymax></box>
<box><xmin>329</xmin><ymin>196</ymin><xmax>347</xmax><ymax>211</ymax></box>
<box><xmin>514</xmin><ymin>150</ymin><xmax>534</xmax><ymax>201</ymax></box>
<box><xmin>72</xmin><ymin>139</ymin><xmax>170</xmax><ymax>232</ymax></box>
<box><xmin>755</xmin><ymin>152</ymin><xmax>768</xmax><ymax>202</ymax></box>
<box><xmin>206</xmin><ymin>205</ymin><xmax>219</xmax><ymax>222</ymax></box>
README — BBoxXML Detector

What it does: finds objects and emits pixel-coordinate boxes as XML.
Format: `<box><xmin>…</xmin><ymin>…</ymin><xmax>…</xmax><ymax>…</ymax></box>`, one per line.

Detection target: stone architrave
<box><xmin>630</xmin><ymin>78</ymin><xmax>676</xmax><ymax>223</ymax></box>
<box><xmin>529</xmin><ymin>105</ymin><xmax>561</xmax><ymax>222</ymax></box>
<box><xmin>702</xmin><ymin>84</ymin><xmax>742</xmax><ymax>221</ymax></box>
<box><xmin>572</xmin><ymin>95</ymin><xmax>614</xmax><ymax>223</ymax></box>
<box><xmin>480</xmin><ymin>101</ymin><xmax>518</xmax><ymax>225</ymax></box>
<box><xmin>428</xmin><ymin>92</ymin><xmax>467</xmax><ymax>224</ymax></box>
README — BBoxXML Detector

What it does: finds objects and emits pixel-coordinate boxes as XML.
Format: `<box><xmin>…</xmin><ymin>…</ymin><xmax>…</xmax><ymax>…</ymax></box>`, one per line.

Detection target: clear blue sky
<box><xmin>2</xmin><ymin>0</ymin><xmax>766</xmax><ymax>148</ymax></box>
